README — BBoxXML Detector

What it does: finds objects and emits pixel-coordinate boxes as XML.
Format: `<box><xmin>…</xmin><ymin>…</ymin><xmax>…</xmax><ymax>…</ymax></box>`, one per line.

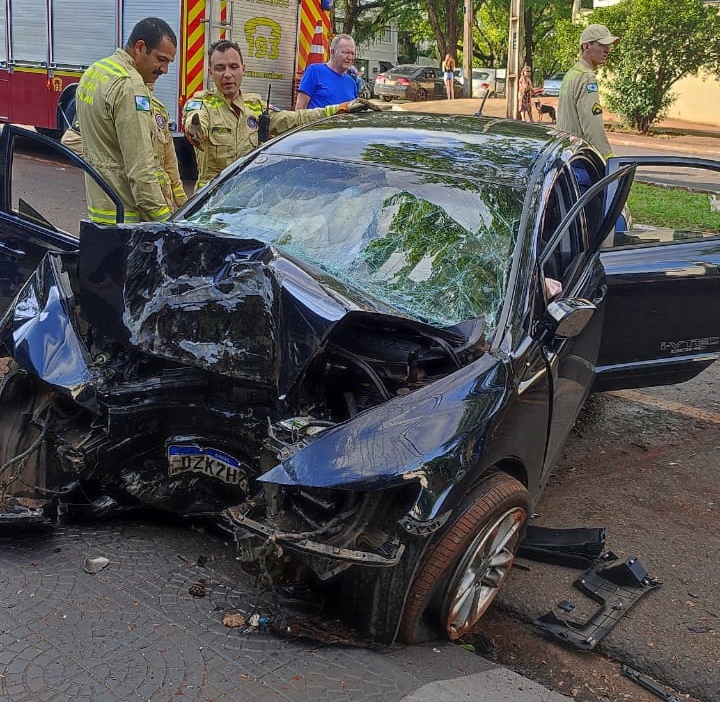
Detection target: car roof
<box><xmin>386</xmin><ymin>64</ymin><xmax>434</xmax><ymax>74</ymax></box>
<box><xmin>262</xmin><ymin>111</ymin><xmax>566</xmax><ymax>189</ymax></box>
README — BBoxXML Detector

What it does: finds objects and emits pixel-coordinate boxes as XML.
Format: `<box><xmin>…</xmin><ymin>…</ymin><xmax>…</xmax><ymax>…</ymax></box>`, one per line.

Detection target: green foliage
<box><xmin>590</xmin><ymin>0</ymin><xmax>720</xmax><ymax>133</ymax></box>
<box><xmin>627</xmin><ymin>182</ymin><xmax>720</xmax><ymax>231</ymax></box>
<box><xmin>532</xmin><ymin>19</ymin><xmax>581</xmax><ymax>80</ymax></box>
<box><xmin>474</xmin><ymin>2</ymin><xmax>510</xmax><ymax>67</ymax></box>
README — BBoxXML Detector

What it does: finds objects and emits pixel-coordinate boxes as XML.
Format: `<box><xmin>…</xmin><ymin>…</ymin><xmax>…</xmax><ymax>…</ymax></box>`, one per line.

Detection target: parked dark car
<box><xmin>2</xmin><ymin>118</ymin><xmax>720</xmax><ymax>645</ymax></box>
<box><xmin>374</xmin><ymin>64</ymin><xmax>462</xmax><ymax>101</ymax></box>
<box><xmin>542</xmin><ymin>72</ymin><xmax>565</xmax><ymax>97</ymax></box>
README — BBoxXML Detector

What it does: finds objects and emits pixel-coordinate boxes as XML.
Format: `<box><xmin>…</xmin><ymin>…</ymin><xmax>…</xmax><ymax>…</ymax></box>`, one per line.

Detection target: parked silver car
<box><xmin>542</xmin><ymin>72</ymin><xmax>565</xmax><ymax>97</ymax></box>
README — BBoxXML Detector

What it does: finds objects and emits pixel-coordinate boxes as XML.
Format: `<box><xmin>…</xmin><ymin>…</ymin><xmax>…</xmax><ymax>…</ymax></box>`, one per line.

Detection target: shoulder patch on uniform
<box><xmin>155</xmin><ymin>113</ymin><xmax>166</xmax><ymax>129</ymax></box>
<box><xmin>247</xmin><ymin>116</ymin><xmax>258</xmax><ymax>130</ymax></box>
<box><xmin>184</xmin><ymin>99</ymin><xmax>203</xmax><ymax>112</ymax></box>
<box><xmin>135</xmin><ymin>95</ymin><xmax>151</xmax><ymax>111</ymax></box>
<box><xmin>586</xmin><ymin>82</ymin><xmax>599</xmax><ymax>93</ymax></box>
<box><xmin>591</xmin><ymin>102</ymin><xmax>603</xmax><ymax>115</ymax></box>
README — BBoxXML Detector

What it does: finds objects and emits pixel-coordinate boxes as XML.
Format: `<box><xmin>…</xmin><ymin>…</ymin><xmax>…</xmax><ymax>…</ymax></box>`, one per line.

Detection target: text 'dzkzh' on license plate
<box><xmin>167</xmin><ymin>445</ymin><xmax>248</xmax><ymax>489</ymax></box>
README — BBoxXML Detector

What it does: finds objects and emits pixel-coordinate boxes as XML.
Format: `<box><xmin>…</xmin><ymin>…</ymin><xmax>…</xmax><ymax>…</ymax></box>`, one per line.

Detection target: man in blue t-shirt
<box><xmin>295</xmin><ymin>34</ymin><xmax>358</xmax><ymax>109</ymax></box>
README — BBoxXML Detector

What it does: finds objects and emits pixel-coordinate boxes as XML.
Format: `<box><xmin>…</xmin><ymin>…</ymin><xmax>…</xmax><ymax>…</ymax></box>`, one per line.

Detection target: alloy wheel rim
<box><xmin>442</xmin><ymin>506</ymin><xmax>526</xmax><ymax>639</ymax></box>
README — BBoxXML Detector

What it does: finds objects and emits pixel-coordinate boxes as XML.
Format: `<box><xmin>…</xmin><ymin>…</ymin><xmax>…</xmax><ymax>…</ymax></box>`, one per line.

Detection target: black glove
<box><xmin>186</xmin><ymin>112</ymin><xmax>205</xmax><ymax>151</ymax></box>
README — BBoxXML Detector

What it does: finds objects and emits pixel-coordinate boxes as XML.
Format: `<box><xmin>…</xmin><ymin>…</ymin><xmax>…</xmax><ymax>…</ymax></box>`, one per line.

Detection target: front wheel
<box><xmin>381</xmin><ymin>95</ymin><xmax>393</xmax><ymax>102</ymax></box>
<box><xmin>398</xmin><ymin>473</ymin><xmax>529</xmax><ymax>643</ymax></box>
<box><xmin>414</xmin><ymin>88</ymin><xmax>428</xmax><ymax>102</ymax></box>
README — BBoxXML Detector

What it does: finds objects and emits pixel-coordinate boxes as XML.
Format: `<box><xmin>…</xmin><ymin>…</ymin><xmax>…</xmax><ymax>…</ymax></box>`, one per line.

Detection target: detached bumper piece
<box><xmin>518</xmin><ymin>525</ymin><xmax>606</xmax><ymax>568</ymax></box>
<box><xmin>535</xmin><ymin>552</ymin><xmax>660</xmax><ymax>650</ymax></box>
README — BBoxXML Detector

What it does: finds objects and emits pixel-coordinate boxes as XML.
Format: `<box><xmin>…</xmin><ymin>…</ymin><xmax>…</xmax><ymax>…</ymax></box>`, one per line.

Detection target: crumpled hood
<box><xmin>78</xmin><ymin>222</ymin><xmax>412</xmax><ymax>396</ymax></box>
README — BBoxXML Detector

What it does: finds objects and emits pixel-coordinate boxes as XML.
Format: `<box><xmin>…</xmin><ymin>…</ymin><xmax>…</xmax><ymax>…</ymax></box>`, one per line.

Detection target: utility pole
<box><xmin>506</xmin><ymin>0</ymin><xmax>524</xmax><ymax>118</ymax></box>
<box><xmin>463</xmin><ymin>0</ymin><xmax>473</xmax><ymax>97</ymax></box>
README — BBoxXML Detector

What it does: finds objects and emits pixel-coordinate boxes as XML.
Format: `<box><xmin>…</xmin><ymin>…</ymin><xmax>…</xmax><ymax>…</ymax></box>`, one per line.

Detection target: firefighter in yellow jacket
<box><xmin>184</xmin><ymin>40</ymin><xmax>379</xmax><ymax>192</ymax></box>
<box><xmin>148</xmin><ymin>82</ymin><xmax>188</xmax><ymax>211</ymax></box>
<box><xmin>61</xmin><ymin>87</ymin><xmax>188</xmax><ymax>213</ymax></box>
<box><xmin>76</xmin><ymin>17</ymin><xmax>177</xmax><ymax>224</ymax></box>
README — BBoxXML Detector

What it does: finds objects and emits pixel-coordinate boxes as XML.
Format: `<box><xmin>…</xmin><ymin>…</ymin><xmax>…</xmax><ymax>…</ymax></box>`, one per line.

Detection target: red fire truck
<box><xmin>0</xmin><ymin>0</ymin><xmax>331</xmax><ymax>135</ymax></box>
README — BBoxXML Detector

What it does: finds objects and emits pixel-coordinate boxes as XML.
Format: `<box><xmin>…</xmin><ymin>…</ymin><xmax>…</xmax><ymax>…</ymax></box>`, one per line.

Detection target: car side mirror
<box><xmin>544</xmin><ymin>298</ymin><xmax>596</xmax><ymax>338</ymax></box>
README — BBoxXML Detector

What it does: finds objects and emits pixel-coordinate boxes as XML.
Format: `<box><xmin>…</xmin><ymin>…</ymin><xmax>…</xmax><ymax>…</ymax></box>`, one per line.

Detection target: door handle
<box><xmin>592</xmin><ymin>284</ymin><xmax>607</xmax><ymax>305</ymax></box>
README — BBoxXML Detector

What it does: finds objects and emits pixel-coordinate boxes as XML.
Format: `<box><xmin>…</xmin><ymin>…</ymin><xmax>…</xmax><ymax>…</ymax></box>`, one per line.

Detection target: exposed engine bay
<box><xmin>1</xmin><ymin>223</ymin><xmax>488</xmax><ymax>591</ymax></box>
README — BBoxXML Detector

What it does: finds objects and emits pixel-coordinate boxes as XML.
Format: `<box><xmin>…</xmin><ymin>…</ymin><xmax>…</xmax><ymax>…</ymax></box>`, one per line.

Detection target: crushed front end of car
<box><xmin>0</xmin><ymin>220</ymin><xmax>504</xmax><ymax>639</ymax></box>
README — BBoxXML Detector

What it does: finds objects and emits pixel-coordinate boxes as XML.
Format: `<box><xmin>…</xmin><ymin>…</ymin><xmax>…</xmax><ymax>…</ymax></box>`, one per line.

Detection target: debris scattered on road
<box><xmin>188</xmin><ymin>579</ymin><xmax>208</xmax><ymax>597</ymax></box>
<box><xmin>535</xmin><ymin>553</ymin><xmax>660</xmax><ymax>650</ymax></box>
<box><xmin>83</xmin><ymin>556</ymin><xmax>110</xmax><ymax>574</ymax></box>
<box><xmin>621</xmin><ymin>663</ymin><xmax>683</xmax><ymax>702</ymax></box>
<box><xmin>518</xmin><ymin>525</ymin><xmax>606</xmax><ymax>568</ymax></box>
<box><xmin>223</xmin><ymin>613</ymin><xmax>246</xmax><ymax>628</ymax></box>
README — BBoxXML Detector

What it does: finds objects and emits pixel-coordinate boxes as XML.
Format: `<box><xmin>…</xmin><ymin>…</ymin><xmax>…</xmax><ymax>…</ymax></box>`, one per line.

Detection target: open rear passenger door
<box><xmin>595</xmin><ymin>156</ymin><xmax>720</xmax><ymax>391</ymax></box>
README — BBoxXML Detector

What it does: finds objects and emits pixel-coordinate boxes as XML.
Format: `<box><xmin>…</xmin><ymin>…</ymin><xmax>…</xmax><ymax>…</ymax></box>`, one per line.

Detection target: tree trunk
<box><xmin>426</xmin><ymin>0</ymin><xmax>459</xmax><ymax>62</ymax></box>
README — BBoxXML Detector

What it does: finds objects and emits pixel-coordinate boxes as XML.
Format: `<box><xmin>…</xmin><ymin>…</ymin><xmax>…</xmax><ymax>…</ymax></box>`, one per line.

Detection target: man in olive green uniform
<box><xmin>557</xmin><ymin>24</ymin><xmax>619</xmax><ymax>160</ymax></box>
<box><xmin>149</xmin><ymin>82</ymin><xmax>188</xmax><ymax>211</ymax></box>
<box><xmin>76</xmin><ymin>17</ymin><xmax>177</xmax><ymax>224</ymax></box>
<box><xmin>184</xmin><ymin>40</ymin><xmax>378</xmax><ymax>192</ymax></box>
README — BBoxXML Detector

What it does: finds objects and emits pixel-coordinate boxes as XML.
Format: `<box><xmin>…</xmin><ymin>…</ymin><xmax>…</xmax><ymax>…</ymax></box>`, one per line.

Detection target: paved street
<box><xmin>1</xmin><ymin>512</ymin><xmax>575</xmax><ymax>702</ymax></box>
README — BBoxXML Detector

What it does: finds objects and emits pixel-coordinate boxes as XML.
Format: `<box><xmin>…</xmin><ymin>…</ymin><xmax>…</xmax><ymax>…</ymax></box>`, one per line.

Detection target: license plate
<box><xmin>167</xmin><ymin>445</ymin><xmax>249</xmax><ymax>490</ymax></box>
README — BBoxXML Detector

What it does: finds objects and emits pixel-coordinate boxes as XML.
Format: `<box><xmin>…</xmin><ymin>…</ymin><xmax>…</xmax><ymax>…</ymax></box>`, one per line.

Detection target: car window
<box><xmin>180</xmin><ymin>156</ymin><xmax>523</xmax><ymax>329</ymax></box>
<box><xmin>8</xmin><ymin>134</ymin><xmax>87</xmax><ymax>234</ymax></box>
<box><xmin>538</xmin><ymin>169</ymin><xmax>587</xmax><ymax>293</ymax></box>
<box><xmin>602</xmin><ymin>159</ymin><xmax>720</xmax><ymax>249</ymax></box>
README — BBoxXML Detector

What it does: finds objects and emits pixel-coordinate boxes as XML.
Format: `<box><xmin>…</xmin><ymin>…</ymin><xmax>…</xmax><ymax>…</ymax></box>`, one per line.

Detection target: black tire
<box><xmin>381</xmin><ymin>95</ymin><xmax>393</xmax><ymax>102</ymax></box>
<box><xmin>414</xmin><ymin>88</ymin><xmax>428</xmax><ymax>102</ymax></box>
<box><xmin>0</xmin><ymin>364</ymin><xmax>54</xmax><ymax>499</ymax></box>
<box><xmin>359</xmin><ymin>83</ymin><xmax>372</xmax><ymax>100</ymax></box>
<box><xmin>398</xmin><ymin>473</ymin><xmax>529</xmax><ymax>644</ymax></box>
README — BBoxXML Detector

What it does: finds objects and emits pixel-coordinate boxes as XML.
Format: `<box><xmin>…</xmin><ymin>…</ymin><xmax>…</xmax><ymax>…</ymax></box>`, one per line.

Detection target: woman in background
<box><xmin>518</xmin><ymin>65</ymin><xmax>535</xmax><ymax>122</ymax></box>
<box><xmin>442</xmin><ymin>54</ymin><xmax>456</xmax><ymax>100</ymax></box>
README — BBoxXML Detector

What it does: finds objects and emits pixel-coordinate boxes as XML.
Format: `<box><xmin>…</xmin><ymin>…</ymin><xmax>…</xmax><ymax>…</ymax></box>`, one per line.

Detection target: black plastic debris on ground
<box><xmin>621</xmin><ymin>664</ymin><xmax>683</xmax><ymax>702</ymax></box>
<box><xmin>535</xmin><ymin>552</ymin><xmax>661</xmax><ymax>651</ymax></box>
<box><xmin>518</xmin><ymin>525</ymin><xmax>606</xmax><ymax>568</ymax></box>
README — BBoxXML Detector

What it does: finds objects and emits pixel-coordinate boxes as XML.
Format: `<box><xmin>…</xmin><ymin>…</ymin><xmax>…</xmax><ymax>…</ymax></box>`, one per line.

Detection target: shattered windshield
<box><xmin>180</xmin><ymin>156</ymin><xmax>521</xmax><ymax>328</ymax></box>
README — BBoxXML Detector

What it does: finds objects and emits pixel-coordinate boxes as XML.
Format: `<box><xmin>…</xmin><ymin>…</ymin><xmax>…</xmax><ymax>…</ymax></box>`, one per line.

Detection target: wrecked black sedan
<box><xmin>1</xmin><ymin>116</ymin><xmax>720</xmax><ymax>644</ymax></box>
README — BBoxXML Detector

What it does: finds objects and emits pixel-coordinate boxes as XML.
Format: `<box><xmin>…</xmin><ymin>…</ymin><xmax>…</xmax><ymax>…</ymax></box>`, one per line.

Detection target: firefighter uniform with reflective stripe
<box><xmin>76</xmin><ymin>48</ymin><xmax>171</xmax><ymax>224</ymax></box>
<box><xmin>151</xmin><ymin>95</ymin><xmax>187</xmax><ymax>211</ymax></box>
<box><xmin>556</xmin><ymin>58</ymin><xmax>613</xmax><ymax>159</ymax></box>
<box><xmin>183</xmin><ymin>91</ymin><xmax>331</xmax><ymax>191</ymax></box>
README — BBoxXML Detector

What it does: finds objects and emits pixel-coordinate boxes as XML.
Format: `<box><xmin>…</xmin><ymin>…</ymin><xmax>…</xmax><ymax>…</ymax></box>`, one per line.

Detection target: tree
<box><xmin>591</xmin><ymin>0</ymin><xmax>720</xmax><ymax>133</ymax></box>
<box><xmin>472</xmin><ymin>0</ymin><xmax>574</xmax><ymax>79</ymax></box>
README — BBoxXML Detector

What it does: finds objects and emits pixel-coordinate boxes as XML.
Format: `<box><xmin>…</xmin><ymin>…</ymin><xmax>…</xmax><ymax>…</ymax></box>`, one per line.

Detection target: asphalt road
<box><xmin>4</xmin><ymin>134</ymin><xmax>720</xmax><ymax>701</ymax></box>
